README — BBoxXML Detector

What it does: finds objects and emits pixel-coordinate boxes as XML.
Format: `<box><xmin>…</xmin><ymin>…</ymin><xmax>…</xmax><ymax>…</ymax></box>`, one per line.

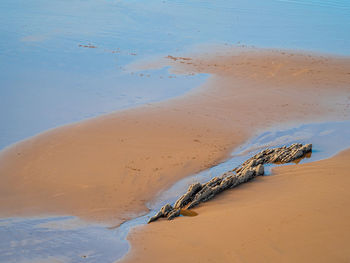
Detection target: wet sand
<box><xmin>0</xmin><ymin>47</ymin><xmax>349</xmax><ymax>225</ymax></box>
<box><xmin>124</xmin><ymin>148</ymin><xmax>350</xmax><ymax>263</ymax></box>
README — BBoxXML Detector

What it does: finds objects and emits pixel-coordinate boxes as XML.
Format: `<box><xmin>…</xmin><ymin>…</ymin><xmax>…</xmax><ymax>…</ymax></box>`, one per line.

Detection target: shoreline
<box><xmin>117</xmin><ymin>119</ymin><xmax>350</xmax><ymax>262</ymax></box>
<box><xmin>1</xmin><ymin>119</ymin><xmax>350</xmax><ymax>262</ymax></box>
<box><xmin>0</xmin><ymin>47</ymin><xmax>349</xmax><ymax>227</ymax></box>
<box><xmin>124</xmin><ymin>147</ymin><xmax>350</xmax><ymax>262</ymax></box>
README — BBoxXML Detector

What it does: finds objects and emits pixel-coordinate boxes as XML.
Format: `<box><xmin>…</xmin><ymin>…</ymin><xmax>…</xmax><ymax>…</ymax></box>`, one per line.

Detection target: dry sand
<box><xmin>0</xmin><ymin>47</ymin><xmax>349</xmax><ymax>225</ymax></box>
<box><xmin>124</xmin><ymin>148</ymin><xmax>350</xmax><ymax>263</ymax></box>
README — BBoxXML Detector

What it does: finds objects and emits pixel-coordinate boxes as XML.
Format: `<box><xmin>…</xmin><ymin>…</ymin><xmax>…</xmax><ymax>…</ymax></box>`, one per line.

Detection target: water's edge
<box><xmin>115</xmin><ymin>120</ymin><xmax>350</xmax><ymax>262</ymax></box>
<box><xmin>1</xmin><ymin>120</ymin><xmax>349</xmax><ymax>263</ymax></box>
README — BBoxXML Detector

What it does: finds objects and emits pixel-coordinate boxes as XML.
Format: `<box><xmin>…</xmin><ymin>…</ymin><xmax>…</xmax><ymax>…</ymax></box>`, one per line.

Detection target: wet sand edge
<box><xmin>124</xmin><ymin>147</ymin><xmax>350</xmax><ymax>263</ymax></box>
<box><xmin>0</xmin><ymin>47</ymin><xmax>349</xmax><ymax>225</ymax></box>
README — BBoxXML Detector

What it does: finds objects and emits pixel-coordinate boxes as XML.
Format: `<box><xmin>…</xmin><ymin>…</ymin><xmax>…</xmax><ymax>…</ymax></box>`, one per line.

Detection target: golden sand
<box><xmin>124</xmin><ymin>149</ymin><xmax>350</xmax><ymax>263</ymax></box>
<box><xmin>0</xmin><ymin>47</ymin><xmax>349</xmax><ymax>225</ymax></box>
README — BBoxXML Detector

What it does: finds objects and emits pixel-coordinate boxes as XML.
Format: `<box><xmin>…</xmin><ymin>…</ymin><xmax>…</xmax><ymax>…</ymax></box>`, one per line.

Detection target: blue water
<box><xmin>1</xmin><ymin>0</ymin><xmax>350</xmax><ymax>149</ymax></box>
<box><xmin>0</xmin><ymin>216</ymin><xmax>128</xmax><ymax>263</ymax></box>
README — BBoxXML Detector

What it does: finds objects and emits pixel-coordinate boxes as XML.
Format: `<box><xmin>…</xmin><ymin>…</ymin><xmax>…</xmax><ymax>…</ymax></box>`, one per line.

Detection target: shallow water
<box><xmin>1</xmin><ymin>0</ymin><xmax>350</xmax><ymax>149</ymax></box>
<box><xmin>1</xmin><ymin>120</ymin><xmax>349</xmax><ymax>263</ymax></box>
<box><xmin>1</xmin><ymin>0</ymin><xmax>350</xmax><ymax>261</ymax></box>
<box><xmin>0</xmin><ymin>216</ymin><xmax>128</xmax><ymax>263</ymax></box>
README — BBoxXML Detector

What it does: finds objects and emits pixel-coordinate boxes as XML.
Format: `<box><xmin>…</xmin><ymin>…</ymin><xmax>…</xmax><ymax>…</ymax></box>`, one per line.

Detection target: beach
<box><xmin>0</xmin><ymin>46</ymin><xmax>350</xmax><ymax>263</ymax></box>
<box><xmin>1</xmin><ymin>48</ymin><xmax>349</xmax><ymax>227</ymax></box>
<box><xmin>124</xmin><ymin>148</ymin><xmax>350</xmax><ymax>263</ymax></box>
<box><xmin>1</xmin><ymin>1</ymin><xmax>350</xmax><ymax>260</ymax></box>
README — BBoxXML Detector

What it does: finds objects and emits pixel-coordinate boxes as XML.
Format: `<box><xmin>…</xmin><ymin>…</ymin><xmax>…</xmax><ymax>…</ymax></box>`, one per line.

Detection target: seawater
<box><xmin>1</xmin><ymin>0</ymin><xmax>350</xmax><ymax>149</ymax></box>
<box><xmin>1</xmin><ymin>120</ymin><xmax>349</xmax><ymax>263</ymax></box>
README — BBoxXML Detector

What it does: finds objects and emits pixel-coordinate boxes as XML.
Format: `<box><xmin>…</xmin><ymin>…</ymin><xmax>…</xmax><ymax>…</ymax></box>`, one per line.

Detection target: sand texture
<box><xmin>0</xmin><ymin>47</ymin><xmax>349</xmax><ymax>225</ymax></box>
<box><xmin>124</xmin><ymin>148</ymin><xmax>350</xmax><ymax>263</ymax></box>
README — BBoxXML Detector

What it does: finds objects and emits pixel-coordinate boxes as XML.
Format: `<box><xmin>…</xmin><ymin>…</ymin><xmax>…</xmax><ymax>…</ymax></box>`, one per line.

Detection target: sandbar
<box><xmin>0</xmin><ymin>47</ymin><xmax>349</xmax><ymax>225</ymax></box>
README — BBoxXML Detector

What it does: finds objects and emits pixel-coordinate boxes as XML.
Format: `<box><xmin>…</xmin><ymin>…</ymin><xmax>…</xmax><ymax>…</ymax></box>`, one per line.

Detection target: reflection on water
<box><xmin>1</xmin><ymin>0</ymin><xmax>350</xmax><ymax>149</ymax></box>
<box><xmin>292</xmin><ymin>151</ymin><xmax>312</xmax><ymax>164</ymax></box>
<box><xmin>180</xmin><ymin>209</ymin><xmax>198</xmax><ymax>217</ymax></box>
